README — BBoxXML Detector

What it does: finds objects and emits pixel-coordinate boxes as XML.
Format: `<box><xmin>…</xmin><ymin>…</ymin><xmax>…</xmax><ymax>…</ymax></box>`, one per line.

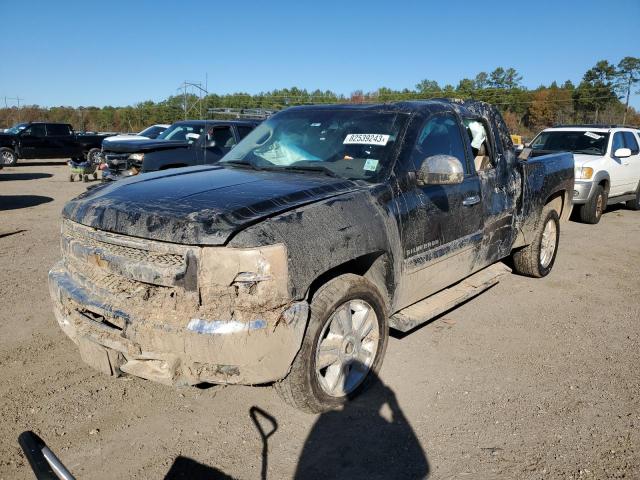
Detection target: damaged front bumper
<box><xmin>48</xmin><ymin>221</ymin><xmax>309</xmax><ymax>387</ymax></box>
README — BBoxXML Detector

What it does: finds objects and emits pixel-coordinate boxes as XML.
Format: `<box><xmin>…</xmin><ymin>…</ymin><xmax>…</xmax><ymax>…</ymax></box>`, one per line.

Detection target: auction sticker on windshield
<box><xmin>344</xmin><ymin>134</ymin><xmax>390</xmax><ymax>146</ymax></box>
<box><xmin>584</xmin><ymin>131</ymin><xmax>603</xmax><ymax>140</ymax></box>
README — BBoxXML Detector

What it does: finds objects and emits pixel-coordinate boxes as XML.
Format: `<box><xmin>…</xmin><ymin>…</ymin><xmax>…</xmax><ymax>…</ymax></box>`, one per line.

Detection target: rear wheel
<box><xmin>1</xmin><ymin>148</ymin><xmax>17</xmax><ymax>166</ymax></box>
<box><xmin>512</xmin><ymin>205</ymin><xmax>560</xmax><ymax>278</ymax></box>
<box><xmin>579</xmin><ymin>184</ymin><xmax>606</xmax><ymax>224</ymax></box>
<box><xmin>275</xmin><ymin>274</ymin><xmax>388</xmax><ymax>413</ymax></box>
<box><xmin>626</xmin><ymin>182</ymin><xmax>640</xmax><ymax>210</ymax></box>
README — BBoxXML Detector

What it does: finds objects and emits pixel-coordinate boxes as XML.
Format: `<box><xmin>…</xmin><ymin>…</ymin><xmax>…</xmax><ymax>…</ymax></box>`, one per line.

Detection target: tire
<box><xmin>626</xmin><ymin>182</ymin><xmax>640</xmax><ymax>210</ymax></box>
<box><xmin>275</xmin><ymin>274</ymin><xmax>389</xmax><ymax>413</ymax></box>
<box><xmin>579</xmin><ymin>184</ymin><xmax>606</xmax><ymax>224</ymax></box>
<box><xmin>87</xmin><ymin>148</ymin><xmax>101</xmax><ymax>165</ymax></box>
<box><xmin>69</xmin><ymin>174</ymin><xmax>74</xmax><ymax>182</ymax></box>
<box><xmin>1</xmin><ymin>148</ymin><xmax>17</xmax><ymax>166</ymax></box>
<box><xmin>93</xmin><ymin>172</ymin><xmax>98</xmax><ymax>180</ymax></box>
<box><xmin>82</xmin><ymin>174</ymin><xmax>88</xmax><ymax>183</ymax></box>
<box><xmin>512</xmin><ymin>206</ymin><xmax>560</xmax><ymax>278</ymax></box>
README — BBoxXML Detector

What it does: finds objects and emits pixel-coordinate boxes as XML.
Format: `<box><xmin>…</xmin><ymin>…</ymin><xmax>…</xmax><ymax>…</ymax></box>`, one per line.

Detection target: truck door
<box><xmin>462</xmin><ymin>116</ymin><xmax>520</xmax><ymax>266</ymax></box>
<box><xmin>622</xmin><ymin>131</ymin><xmax>640</xmax><ymax>193</ymax></box>
<box><xmin>46</xmin><ymin>124</ymin><xmax>76</xmax><ymax>159</ymax></box>
<box><xmin>18</xmin><ymin>124</ymin><xmax>49</xmax><ymax>158</ymax></box>
<box><xmin>201</xmin><ymin>125</ymin><xmax>237</xmax><ymax>165</ymax></box>
<box><xmin>395</xmin><ymin>112</ymin><xmax>484</xmax><ymax>308</ymax></box>
<box><xmin>608</xmin><ymin>132</ymin><xmax>630</xmax><ymax>197</ymax></box>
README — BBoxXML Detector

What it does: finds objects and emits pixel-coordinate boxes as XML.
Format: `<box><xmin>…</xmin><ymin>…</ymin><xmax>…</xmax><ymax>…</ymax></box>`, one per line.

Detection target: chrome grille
<box><xmin>65</xmin><ymin>227</ymin><xmax>184</xmax><ymax>267</ymax></box>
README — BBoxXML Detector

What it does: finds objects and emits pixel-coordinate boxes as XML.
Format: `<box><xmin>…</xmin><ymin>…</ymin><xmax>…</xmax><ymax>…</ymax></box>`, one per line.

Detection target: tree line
<box><xmin>1</xmin><ymin>57</ymin><xmax>638</xmax><ymax>139</ymax></box>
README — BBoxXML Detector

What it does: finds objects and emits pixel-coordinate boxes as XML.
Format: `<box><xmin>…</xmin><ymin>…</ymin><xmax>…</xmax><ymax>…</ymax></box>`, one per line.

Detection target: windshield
<box><xmin>157</xmin><ymin>123</ymin><xmax>205</xmax><ymax>142</ymax></box>
<box><xmin>531</xmin><ymin>130</ymin><xmax>610</xmax><ymax>156</ymax></box>
<box><xmin>6</xmin><ymin>123</ymin><xmax>28</xmax><ymax>134</ymax></box>
<box><xmin>138</xmin><ymin>125</ymin><xmax>167</xmax><ymax>139</ymax></box>
<box><xmin>220</xmin><ymin>109</ymin><xmax>409</xmax><ymax>181</ymax></box>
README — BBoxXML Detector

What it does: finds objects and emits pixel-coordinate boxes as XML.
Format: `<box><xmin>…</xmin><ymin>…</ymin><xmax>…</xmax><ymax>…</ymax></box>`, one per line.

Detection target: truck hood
<box><xmin>62</xmin><ymin>165</ymin><xmax>362</xmax><ymax>245</ymax></box>
<box><xmin>101</xmin><ymin>138</ymin><xmax>188</xmax><ymax>153</ymax></box>
<box><xmin>573</xmin><ymin>153</ymin><xmax>604</xmax><ymax>168</ymax></box>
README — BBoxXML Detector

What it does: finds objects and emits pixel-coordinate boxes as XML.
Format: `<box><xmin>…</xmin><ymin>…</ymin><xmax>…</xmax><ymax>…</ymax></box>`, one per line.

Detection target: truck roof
<box><xmin>285</xmin><ymin>99</ymin><xmax>489</xmax><ymax>116</ymax></box>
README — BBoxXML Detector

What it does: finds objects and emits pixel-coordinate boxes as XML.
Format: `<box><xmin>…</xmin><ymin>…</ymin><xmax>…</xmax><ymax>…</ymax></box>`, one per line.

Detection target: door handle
<box><xmin>462</xmin><ymin>195</ymin><xmax>481</xmax><ymax>206</ymax></box>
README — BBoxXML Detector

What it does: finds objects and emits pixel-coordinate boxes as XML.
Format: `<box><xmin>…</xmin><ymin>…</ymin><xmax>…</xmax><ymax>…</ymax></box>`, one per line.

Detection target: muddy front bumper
<box><xmin>49</xmin><ymin>262</ymin><xmax>309</xmax><ymax>386</ymax></box>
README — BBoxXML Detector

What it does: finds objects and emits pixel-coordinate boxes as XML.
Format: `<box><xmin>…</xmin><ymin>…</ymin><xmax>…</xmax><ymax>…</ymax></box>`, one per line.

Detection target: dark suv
<box><xmin>101</xmin><ymin>120</ymin><xmax>259</xmax><ymax>180</ymax></box>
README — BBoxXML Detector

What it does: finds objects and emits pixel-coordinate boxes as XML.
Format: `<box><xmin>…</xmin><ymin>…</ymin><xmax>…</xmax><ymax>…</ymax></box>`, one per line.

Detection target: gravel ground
<box><xmin>1</xmin><ymin>160</ymin><xmax>638</xmax><ymax>480</ymax></box>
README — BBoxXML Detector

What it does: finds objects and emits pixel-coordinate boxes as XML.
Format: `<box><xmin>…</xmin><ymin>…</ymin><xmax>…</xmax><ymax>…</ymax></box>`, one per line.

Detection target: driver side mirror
<box><xmin>205</xmin><ymin>139</ymin><xmax>216</xmax><ymax>149</ymax></box>
<box><xmin>614</xmin><ymin>147</ymin><xmax>631</xmax><ymax>158</ymax></box>
<box><xmin>417</xmin><ymin>155</ymin><xmax>464</xmax><ymax>186</ymax></box>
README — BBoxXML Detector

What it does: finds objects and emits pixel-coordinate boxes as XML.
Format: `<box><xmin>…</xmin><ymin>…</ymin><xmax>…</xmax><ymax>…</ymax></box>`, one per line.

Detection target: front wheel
<box><xmin>512</xmin><ymin>206</ymin><xmax>560</xmax><ymax>278</ymax></box>
<box><xmin>86</xmin><ymin>148</ymin><xmax>102</xmax><ymax>165</ymax></box>
<box><xmin>275</xmin><ymin>274</ymin><xmax>388</xmax><ymax>413</ymax></box>
<box><xmin>579</xmin><ymin>184</ymin><xmax>606</xmax><ymax>224</ymax></box>
<box><xmin>1</xmin><ymin>148</ymin><xmax>17</xmax><ymax>166</ymax></box>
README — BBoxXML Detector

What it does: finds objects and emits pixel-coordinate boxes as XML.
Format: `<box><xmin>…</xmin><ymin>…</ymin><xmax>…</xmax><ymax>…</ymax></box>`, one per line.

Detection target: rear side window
<box><xmin>622</xmin><ymin>132</ymin><xmax>639</xmax><ymax>154</ymax></box>
<box><xmin>46</xmin><ymin>124</ymin><xmax>72</xmax><ymax>136</ymax></box>
<box><xmin>208</xmin><ymin>126</ymin><xmax>236</xmax><ymax>150</ymax></box>
<box><xmin>412</xmin><ymin>114</ymin><xmax>469</xmax><ymax>173</ymax></box>
<box><xmin>237</xmin><ymin>125</ymin><xmax>254</xmax><ymax>140</ymax></box>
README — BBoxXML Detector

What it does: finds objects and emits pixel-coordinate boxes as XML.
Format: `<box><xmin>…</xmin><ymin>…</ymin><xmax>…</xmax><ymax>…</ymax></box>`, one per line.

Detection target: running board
<box><xmin>389</xmin><ymin>263</ymin><xmax>512</xmax><ymax>332</ymax></box>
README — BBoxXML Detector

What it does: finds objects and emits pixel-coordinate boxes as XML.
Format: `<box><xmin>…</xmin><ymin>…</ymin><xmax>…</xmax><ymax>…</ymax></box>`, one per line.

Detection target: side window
<box><xmin>208</xmin><ymin>126</ymin><xmax>235</xmax><ymax>151</ymax></box>
<box><xmin>463</xmin><ymin>118</ymin><xmax>494</xmax><ymax>172</ymax></box>
<box><xmin>46</xmin><ymin>124</ymin><xmax>72</xmax><ymax>136</ymax></box>
<box><xmin>612</xmin><ymin>132</ymin><xmax>625</xmax><ymax>154</ymax></box>
<box><xmin>622</xmin><ymin>132</ymin><xmax>639</xmax><ymax>155</ymax></box>
<box><xmin>237</xmin><ymin>125</ymin><xmax>254</xmax><ymax>140</ymax></box>
<box><xmin>411</xmin><ymin>114</ymin><xmax>468</xmax><ymax>173</ymax></box>
<box><xmin>24</xmin><ymin>124</ymin><xmax>46</xmax><ymax>137</ymax></box>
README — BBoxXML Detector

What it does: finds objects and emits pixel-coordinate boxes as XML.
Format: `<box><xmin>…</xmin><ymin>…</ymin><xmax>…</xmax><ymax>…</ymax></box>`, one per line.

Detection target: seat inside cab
<box><xmin>464</xmin><ymin>119</ymin><xmax>493</xmax><ymax>172</ymax></box>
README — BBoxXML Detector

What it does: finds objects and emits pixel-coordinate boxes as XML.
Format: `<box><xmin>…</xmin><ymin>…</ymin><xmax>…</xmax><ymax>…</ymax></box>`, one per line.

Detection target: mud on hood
<box><xmin>62</xmin><ymin>165</ymin><xmax>362</xmax><ymax>245</ymax></box>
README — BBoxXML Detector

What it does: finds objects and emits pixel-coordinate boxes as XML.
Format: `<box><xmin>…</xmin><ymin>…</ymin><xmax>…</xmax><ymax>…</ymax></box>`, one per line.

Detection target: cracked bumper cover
<box><xmin>49</xmin><ymin>262</ymin><xmax>309</xmax><ymax>386</ymax></box>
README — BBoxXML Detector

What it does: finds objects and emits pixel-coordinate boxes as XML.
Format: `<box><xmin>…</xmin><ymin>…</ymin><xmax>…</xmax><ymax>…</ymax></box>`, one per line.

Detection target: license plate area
<box><xmin>78</xmin><ymin>337</ymin><xmax>123</xmax><ymax>376</ymax></box>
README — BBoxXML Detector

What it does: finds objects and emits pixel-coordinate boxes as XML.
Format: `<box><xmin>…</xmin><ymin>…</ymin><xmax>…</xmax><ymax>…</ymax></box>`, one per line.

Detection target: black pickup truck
<box><xmin>0</xmin><ymin>122</ymin><xmax>114</xmax><ymax>166</ymax></box>
<box><xmin>49</xmin><ymin>100</ymin><xmax>573</xmax><ymax>413</ymax></box>
<box><xmin>101</xmin><ymin>119</ymin><xmax>259</xmax><ymax>180</ymax></box>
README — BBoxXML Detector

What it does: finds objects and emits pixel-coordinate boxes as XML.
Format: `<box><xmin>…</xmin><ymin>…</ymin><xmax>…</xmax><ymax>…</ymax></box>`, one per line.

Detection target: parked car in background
<box><xmin>527</xmin><ymin>125</ymin><xmax>640</xmax><ymax>223</ymax></box>
<box><xmin>50</xmin><ymin>100</ymin><xmax>573</xmax><ymax>412</ymax></box>
<box><xmin>101</xmin><ymin>119</ymin><xmax>259</xmax><ymax>180</ymax></box>
<box><xmin>0</xmin><ymin>122</ymin><xmax>115</xmax><ymax>166</ymax></box>
<box><xmin>101</xmin><ymin>124</ymin><xmax>170</xmax><ymax>145</ymax></box>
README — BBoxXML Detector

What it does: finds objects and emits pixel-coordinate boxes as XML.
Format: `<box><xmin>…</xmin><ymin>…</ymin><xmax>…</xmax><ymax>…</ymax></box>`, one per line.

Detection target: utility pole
<box><xmin>177</xmin><ymin>81</ymin><xmax>209</xmax><ymax>120</ymax></box>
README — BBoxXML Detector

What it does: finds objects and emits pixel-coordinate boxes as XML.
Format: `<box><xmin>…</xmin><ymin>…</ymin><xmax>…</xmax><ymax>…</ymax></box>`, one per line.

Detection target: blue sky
<box><xmin>1</xmin><ymin>0</ymin><xmax>638</xmax><ymax>109</ymax></box>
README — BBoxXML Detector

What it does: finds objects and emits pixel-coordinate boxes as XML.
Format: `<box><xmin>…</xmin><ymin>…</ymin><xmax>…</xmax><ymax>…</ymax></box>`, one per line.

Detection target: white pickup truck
<box><xmin>528</xmin><ymin>125</ymin><xmax>640</xmax><ymax>223</ymax></box>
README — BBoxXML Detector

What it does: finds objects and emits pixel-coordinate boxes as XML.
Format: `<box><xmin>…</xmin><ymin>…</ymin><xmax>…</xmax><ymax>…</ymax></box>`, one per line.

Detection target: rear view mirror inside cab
<box><xmin>464</xmin><ymin>119</ymin><xmax>494</xmax><ymax>172</ymax></box>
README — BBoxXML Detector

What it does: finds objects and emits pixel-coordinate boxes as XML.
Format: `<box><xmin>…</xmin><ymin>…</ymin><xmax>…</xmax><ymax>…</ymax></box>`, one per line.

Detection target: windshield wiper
<box><xmin>272</xmin><ymin>164</ymin><xmax>340</xmax><ymax>178</ymax></box>
<box><xmin>221</xmin><ymin>160</ymin><xmax>262</xmax><ymax>170</ymax></box>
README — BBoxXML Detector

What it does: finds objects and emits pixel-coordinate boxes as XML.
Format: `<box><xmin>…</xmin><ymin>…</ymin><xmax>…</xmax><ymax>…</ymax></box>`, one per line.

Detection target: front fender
<box><xmin>228</xmin><ymin>187</ymin><xmax>401</xmax><ymax>303</ymax></box>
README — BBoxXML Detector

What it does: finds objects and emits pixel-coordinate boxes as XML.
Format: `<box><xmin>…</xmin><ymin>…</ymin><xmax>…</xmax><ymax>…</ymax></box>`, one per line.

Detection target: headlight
<box><xmin>198</xmin><ymin>244</ymin><xmax>289</xmax><ymax>306</ymax></box>
<box><xmin>575</xmin><ymin>167</ymin><xmax>593</xmax><ymax>180</ymax></box>
<box><xmin>128</xmin><ymin>153</ymin><xmax>144</xmax><ymax>161</ymax></box>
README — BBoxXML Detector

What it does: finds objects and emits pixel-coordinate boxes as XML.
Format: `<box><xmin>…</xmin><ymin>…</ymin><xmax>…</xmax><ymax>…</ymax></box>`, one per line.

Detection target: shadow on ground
<box><xmin>14</xmin><ymin>160</ymin><xmax>68</xmax><ymax>167</ymax></box>
<box><xmin>0</xmin><ymin>172</ymin><xmax>53</xmax><ymax>181</ymax></box>
<box><xmin>0</xmin><ymin>195</ymin><xmax>53</xmax><ymax>211</ymax></box>
<box><xmin>165</xmin><ymin>370</ymin><xmax>430</xmax><ymax>480</ymax></box>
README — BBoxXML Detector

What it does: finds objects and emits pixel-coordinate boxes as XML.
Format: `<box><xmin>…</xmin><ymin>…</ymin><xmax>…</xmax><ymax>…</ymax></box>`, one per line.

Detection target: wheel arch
<box><xmin>305</xmin><ymin>251</ymin><xmax>394</xmax><ymax>314</ymax></box>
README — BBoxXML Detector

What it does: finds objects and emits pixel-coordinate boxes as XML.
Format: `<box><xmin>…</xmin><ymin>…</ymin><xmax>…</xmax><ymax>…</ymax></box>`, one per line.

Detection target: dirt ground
<box><xmin>0</xmin><ymin>160</ymin><xmax>638</xmax><ymax>480</ymax></box>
